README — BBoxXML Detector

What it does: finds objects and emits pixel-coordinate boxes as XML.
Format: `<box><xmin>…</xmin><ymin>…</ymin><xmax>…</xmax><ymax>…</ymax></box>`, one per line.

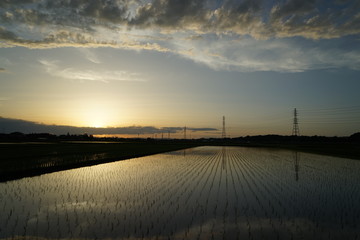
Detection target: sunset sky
<box><xmin>1</xmin><ymin>0</ymin><xmax>360</xmax><ymax>137</ymax></box>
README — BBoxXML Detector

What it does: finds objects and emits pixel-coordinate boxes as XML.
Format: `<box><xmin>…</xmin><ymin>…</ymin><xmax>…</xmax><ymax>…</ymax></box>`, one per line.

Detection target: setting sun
<box><xmin>67</xmin><ymin>99</ymin><xmax>120</xmax><ymax>128</ymax></box>
<box><xmin>89</xmin><ymin>119</ymin><xmax>106</xmax><ymax>128</ymax></box>
<box><xmin>82</xmin><ymin>106</ymin><xmax>113</xmax><ymax>128</ymax></box>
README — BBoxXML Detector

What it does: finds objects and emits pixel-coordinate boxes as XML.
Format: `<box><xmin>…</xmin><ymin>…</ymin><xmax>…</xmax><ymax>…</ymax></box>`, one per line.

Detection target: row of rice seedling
<box><xmin>1</xmin><ymin>146</ymin><xmax>360</xmax><ymax>239</ymax></box>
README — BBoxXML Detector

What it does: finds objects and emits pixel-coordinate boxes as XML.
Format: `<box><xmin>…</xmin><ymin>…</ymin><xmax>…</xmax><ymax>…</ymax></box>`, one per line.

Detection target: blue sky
<box><xmin>1</xmin><ymin>0</ymin><xmax>360</xmax><ymax>137</ymax></box>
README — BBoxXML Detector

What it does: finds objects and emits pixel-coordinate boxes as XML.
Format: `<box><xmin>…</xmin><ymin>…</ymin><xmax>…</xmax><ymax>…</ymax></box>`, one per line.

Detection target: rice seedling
<box><xmin>1</xmin><ymin>146</ymin><xmax>360</xmax><ymax>239</ymax></box>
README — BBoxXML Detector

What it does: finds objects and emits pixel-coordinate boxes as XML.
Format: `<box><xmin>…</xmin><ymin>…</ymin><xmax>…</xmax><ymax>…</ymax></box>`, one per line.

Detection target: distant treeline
<box><xmin>227</xmin><ymin>133</ymin><xmax>360</xmax><ymax>161</ymax></box>
<box><xmin>0</xmin><ymin>132</ymin><xmax>95</xmax><ymax>141</ymax></box>
<box><xmin>231</xmin><ymin>132</ymin><xmax>360</xmax><ymax>144</ymax></box>
<box><xmin>0</xmin><ymin>131</ymin><xmax>360</xmax><ymax>143</ymax></box>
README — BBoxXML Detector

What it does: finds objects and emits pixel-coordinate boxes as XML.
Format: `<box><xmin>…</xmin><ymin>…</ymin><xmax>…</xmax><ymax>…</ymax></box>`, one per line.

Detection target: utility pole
<box><xmin>184</xmin><ymin>126</ymin><xmax>187</xmax><ymax>140</ymax></box>
<box><xmin>292</xmin><ymin>108</ymin><xmax>300</xmax><ymax>136</ymax></box>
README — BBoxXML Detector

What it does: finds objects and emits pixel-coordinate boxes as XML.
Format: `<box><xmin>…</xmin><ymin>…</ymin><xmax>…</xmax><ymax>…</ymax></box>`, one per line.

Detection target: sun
<box><xmin>91</xmin><ymin>121</ymin><xmax>105</xmax><ymax>128</ymax></box>
<box><xmin>67</xmin><ymin>99</ymin><xmax>126</xmax><ymax>128</ymax></box>
<box><xmin>81</xmin><ymin>105</ymin><xmax>112</xmax><ymax>128</ymax></box>
<box><xmin>87</xmin><ymin>111</ymin><xmax>110</xmax><ymax>128</ymax></box>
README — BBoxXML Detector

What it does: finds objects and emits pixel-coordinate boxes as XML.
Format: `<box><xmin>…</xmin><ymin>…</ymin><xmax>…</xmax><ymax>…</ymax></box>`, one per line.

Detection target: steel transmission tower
<box><xmin>292</xmin><ymin>108</ymin><xmax>300</xmax><ymax>136</ymax></box>
<box><xmin>222</xmin><ymin>116</ymin><xmax>226</xmax><ymax>138</ymax></box>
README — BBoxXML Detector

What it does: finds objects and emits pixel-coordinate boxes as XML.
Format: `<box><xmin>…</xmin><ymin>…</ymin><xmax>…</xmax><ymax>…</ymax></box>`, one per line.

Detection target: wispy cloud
<box><xmin>78</xmin><ymin>48</ymin><xmax>101</xmax><ymax>64</ymax></box>
<box><xmin>0</xmin><ymin>27</ymin><xmax>171</xmax><ymax>53</ymax></box>
<box><xmin>1</xmin><ymin>0</ymin><xmax>360</xmax><ymax>72</ymax></box>
<box><xmin>39</xmin><ymin>59</ymin><xmax>145</xmax><ymax>82</ymax></box>
<box><xmin>0</xmin><ymin>97</ymin><xmax>9</xmax><ymax>107</ymax></box>
<box><xmin>175</xmin><ymin>34</ymin><xmax>360</xmax><ymax>72</ymax></box>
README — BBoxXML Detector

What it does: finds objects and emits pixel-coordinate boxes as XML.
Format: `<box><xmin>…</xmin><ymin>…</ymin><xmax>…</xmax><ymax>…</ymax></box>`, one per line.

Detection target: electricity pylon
<box><xmin>292</xmin><ymin>108</ymin><xmax>300</xmax><ymax>136</ymax></box>
<box><xmin>222</xmin><ymin>116</ymin><xmax>226</xmax><ymax>138</ymax></box>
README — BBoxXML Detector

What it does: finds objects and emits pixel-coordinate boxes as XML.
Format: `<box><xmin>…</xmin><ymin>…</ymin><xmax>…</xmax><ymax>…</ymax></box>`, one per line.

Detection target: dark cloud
<box><xmin>211</xmin><ymin>0</ymin><xmax>264</xmax><ymax>37</ymax></box>
<box><xmin>0</xmin><ymin>117</ymin><xmax>217</xmax><ymax>135</ymax></box>
<box><xmin>46</xmin><ymin>0</ymin><xmax>129</xmax><ymax>24</ymax></box>
<box><xmin>334</xmin><ymin>0</ymin><xmax>349</xmax><ymax>4</ymax></box>
<box><xmin>185</xmin><ymin>35</ymin><xmax>204</xmax><ymax>41</ymax></box>
<box><xmin>130</xmin><ymin>0</ymin><xmax>208</xmax><ymax>28</ymax></box>
<box><xmin>0</xmin><ymin>27</ymin><xmax>19</xmax><ymax>41</ymax></box>
<box><xmin>271</xmin><ymin>0</ymin><xmax>316</xmax><ymax>20</ymax></box>
<box><xmin>0</xmin><ymin>28</ymin><xmax>80</xmax><ymax>48</ymax></box>
<box><xmin>0</xmin><ymin>0</ymin><xmax>38</xmax><ymax>7</ymax></box>
<box><xmin>1</xmin><ymin>0</ymin><xmax>358</xmax><ymax>41</ymax></box>
<box><xmin>161</xmin><ymin>127</ymin><xmax>218</xmax><ymax>132</ymax></box>
<box><xmin>1</xmin><ymin>0</ymin><xmax>360</xmax><ymax>72</ymax></box>
<box><xmin>223</xmin><ymin>0</ymin><xmax>262</xmax><ymax>14</ymax></box>
<box><xmin>0</xmin><ymin>67</ymin><xmax>5</xmax><ymax>72</ymax></box>
<box><xmin>269</xmin><ymin>0</ymin><xmax>360</xmax><ymax>39</ymax></box>
<box><xmin>188</xmin><ymin>127</ymin><xmax>218</xmax><ymax>132</ymax></box>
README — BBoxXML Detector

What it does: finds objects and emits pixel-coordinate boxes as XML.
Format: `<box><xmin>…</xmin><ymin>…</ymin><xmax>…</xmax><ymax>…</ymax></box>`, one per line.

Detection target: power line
<box><xmin>299</xmin><ymin>105</ymin><xmax>360</xmax><ymax>112</ymax></box>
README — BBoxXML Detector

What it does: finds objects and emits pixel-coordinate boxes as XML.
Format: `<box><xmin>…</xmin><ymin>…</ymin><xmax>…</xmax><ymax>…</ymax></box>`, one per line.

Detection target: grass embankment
<box><xmin>0</xmin><ymin>141</ymin><xmax>198</xmax><ymax>182</ymax></box>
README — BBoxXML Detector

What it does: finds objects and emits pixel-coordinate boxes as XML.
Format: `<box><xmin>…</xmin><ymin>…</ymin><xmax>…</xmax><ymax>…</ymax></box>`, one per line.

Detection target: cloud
<box><xmin>0</xmin><ymin>27</ymin><xmax>171</xmax><ymax>53</ymax></box>
<box><xmin>0</xmin><ymin>117</ymin><xmax>218</xmax><ymax>135</ymax></box>
<box><xmin>39</xmin><ymin>59</ymin><xmax>145</xmax><ymax>82</ymax></box>
<box><xmin>0</xmin><ymin>67</ymin><xmax>6</xmax><ymax>72</ymax></box>
<box><xmin>129</xmin><ymin>0</ymin><xmax>208</xmax><ymax>29</ymax></box>
<box><xmin>161</xmin><ymin>127</ymin><xmax>218</xmax><ymax>132</ymax></box>
<box><xmin>271</xmin><ymin>0</ymin><xmax>317</xmax><ymax>21</ymax></box>
<box><xmin>78</xmin><ymin>48</ymin><xmax>101</xmax><ymax>64</ymax></box>
<box><xmin>0</xmin><ymin>97</ymin><xmax>9</xmax><ymax>107</ymax></box>
<box><xmin>1</xmin><ymin>0</ymin><xmax>360</xmax><ymax>72</ymax></box>
<box><xmin>0</xmin><ymin>27</ymin><xmax>19</xmax><ymax>42</ymax></box>
<box><xmin>2</xmin><ymin>0</ymin><xmax>358</xmax><ymax>39</ymax></box>
<box><xmin>175</xmin><ymin>34</ymin><xmax>360</xmax><ymax>72</ymax></box>
<box><xmin>188</xmin><ymin>127</ymin><xmax>218</xmax><ymax>132</ymax></box>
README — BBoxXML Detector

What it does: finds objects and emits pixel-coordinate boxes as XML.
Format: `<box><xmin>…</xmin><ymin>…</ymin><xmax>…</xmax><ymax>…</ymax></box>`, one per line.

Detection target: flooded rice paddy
<box><xmin>1</xmin><ymin>146</ymin><xmax>360</xmax><ymax>240</ymax></box>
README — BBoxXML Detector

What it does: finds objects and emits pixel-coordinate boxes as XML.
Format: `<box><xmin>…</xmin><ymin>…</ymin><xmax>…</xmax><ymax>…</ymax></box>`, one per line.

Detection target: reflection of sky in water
<box><xmin>1</xmin><ymin>146</ymin><xmax>360</xmax><ymax>240</ymax></box>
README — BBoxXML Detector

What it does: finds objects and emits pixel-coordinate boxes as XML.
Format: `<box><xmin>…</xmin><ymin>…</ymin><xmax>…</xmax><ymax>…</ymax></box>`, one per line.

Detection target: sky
<box><xmin>0</xmin><ymin>0</ymin><xmax>360</xmax><ymax>138</ymax></box>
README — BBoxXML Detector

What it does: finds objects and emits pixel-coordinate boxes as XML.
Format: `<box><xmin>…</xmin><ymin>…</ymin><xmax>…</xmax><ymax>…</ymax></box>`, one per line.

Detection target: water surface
<box><xmin>1</xmin><ymin>146</ymin><xmax>359</xmax><ymax>239</ymax></box>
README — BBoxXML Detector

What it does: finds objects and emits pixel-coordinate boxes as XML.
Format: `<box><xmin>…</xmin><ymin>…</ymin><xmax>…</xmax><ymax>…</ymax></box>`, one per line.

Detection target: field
<box><xmin>1</xmin><ymin>137</ymin><xmax>360</xmax><ymax>182</ymax></box>
<box><xmin>0</xmin><ymin>141</ymin><xmax>199</xmax><ymax>182</ymax></box>
<box><xmin>1</xmin><ymin>146</ymin><xmax>360</xmax><ymax>239</ymax></box>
